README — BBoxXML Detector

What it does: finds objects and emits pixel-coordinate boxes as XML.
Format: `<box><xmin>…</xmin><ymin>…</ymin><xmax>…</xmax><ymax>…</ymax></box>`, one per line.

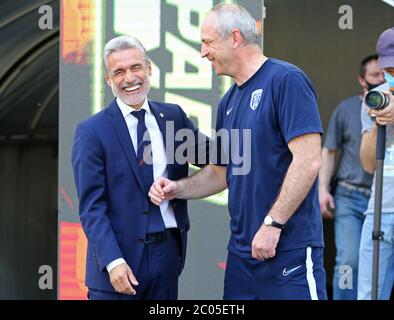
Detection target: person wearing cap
<box><xmin>358</xmin><ymin>27</ymin><xmax>394</xmax><ymax>300</ymax></box>
<box><xmin>319</xmin><ymin>55</ymin><xmax>384</xmax><ymax>300</ymax></box>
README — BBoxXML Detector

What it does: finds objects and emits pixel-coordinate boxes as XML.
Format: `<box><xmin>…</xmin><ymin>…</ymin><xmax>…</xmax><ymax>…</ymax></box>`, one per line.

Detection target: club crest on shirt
<box><xmin>250</xmin><ymin>89</ymin><xmax>263</xmax><ymax>110</ymax></box>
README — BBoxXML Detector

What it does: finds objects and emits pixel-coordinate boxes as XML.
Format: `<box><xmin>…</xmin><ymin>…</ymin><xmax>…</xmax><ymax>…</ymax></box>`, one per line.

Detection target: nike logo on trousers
<box><xmin>282</xmin><ymin>265</ymin><xmax>302</xmax><ymax>276</ymax></box>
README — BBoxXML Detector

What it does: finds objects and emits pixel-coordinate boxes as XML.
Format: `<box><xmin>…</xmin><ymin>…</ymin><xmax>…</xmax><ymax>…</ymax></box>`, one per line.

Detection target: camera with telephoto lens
<box><xmin>364</xmin><ymin>90</ymin><xmax>391</xmax><ymax>110</ymax></box>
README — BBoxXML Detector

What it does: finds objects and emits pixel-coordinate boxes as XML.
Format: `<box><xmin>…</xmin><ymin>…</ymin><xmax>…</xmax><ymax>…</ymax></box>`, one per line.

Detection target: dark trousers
<box><xmin>88</xmin><ymin>230</ymin><xmax>181</xmax><ymax>300</ymax></box>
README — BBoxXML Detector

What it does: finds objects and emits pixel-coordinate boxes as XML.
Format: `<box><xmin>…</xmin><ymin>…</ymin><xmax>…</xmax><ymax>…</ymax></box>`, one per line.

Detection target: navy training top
<box><xmin>215</xmin><ymin>58</ymin><xmax>324</xmax><ymax>258</ymax></box>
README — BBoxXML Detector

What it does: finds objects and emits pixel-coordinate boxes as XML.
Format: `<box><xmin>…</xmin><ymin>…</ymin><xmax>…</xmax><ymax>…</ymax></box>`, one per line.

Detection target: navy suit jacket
<box><xmin>71</xmin><ymin>99</ymin><xmax>208</xmax><ymax>292</ymax></box>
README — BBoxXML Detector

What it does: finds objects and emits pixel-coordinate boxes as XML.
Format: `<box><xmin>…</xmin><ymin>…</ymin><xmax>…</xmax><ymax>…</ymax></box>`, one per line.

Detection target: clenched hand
<box><xmin>251</xmin><ymin>225</ymin><xmax>282</xmax><ymax>260</ymax></box>
<box><xmin>109</xmin><ymin>263</ymin><xmax>139</xmax><ymax>295</ymax></box>
<box><xmin>149</xmin><ymin>177</ymin><xmax>178</xmax><ymax>206</ymax></box>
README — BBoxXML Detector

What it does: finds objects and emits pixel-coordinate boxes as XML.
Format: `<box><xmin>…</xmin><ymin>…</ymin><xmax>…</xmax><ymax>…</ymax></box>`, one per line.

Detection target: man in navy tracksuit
<box><xmin>149</xmin><ymin>3</ymin><xmax>327</xmax><ymax>300</ymax></box>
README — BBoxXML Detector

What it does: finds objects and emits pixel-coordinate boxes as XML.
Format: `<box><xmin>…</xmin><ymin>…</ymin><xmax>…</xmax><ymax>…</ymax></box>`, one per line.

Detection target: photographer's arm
<box><xmin>360</xmin><ymin>123</ymin><xmax>377</xmax><ymax>174</ymax></box>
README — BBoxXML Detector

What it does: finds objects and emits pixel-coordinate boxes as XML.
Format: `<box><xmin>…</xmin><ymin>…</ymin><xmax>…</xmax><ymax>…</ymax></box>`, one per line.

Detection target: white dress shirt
<box><xmin>106</xmin><ymin>98</ymin><xmax>178</xmax><ymax>273</ymax></box>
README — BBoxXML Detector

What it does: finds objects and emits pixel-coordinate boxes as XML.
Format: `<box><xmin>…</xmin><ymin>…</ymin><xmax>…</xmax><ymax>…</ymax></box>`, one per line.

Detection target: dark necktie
<box><xmin>131</xmin><ymin>109</ymin><xmax>165</xmax><ymax>234</ymax></box>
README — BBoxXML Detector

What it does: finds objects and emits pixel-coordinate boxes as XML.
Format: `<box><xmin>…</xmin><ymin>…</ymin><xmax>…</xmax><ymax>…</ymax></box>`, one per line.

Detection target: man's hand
<box><xmin>367</xmin><ymin>91</ymin><xmax>394</xmax><ymax>126</ymax></box>
<box><xmin>109</xmin><ymin>263</ymin><xmax>139</xmax><ymax>295</ymax></box>
<box><xmin>149</xmin><ymin>177</ymin><xmax>178</xmax><ymax>206</ymax></box>
<box><xmin>319</xmin><ymin>189</ymin><xmax>335</xmax><ymax>219</ymax></box>
<box><xmin>251</xmin><ymin>225</ymin><xmax>282</xmax><ymax>260</ymax></box>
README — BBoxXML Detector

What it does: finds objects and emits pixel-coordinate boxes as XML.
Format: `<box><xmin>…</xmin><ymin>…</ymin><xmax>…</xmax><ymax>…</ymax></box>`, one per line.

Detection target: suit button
<box><xmin>143</xmin><ymin>210</ymin><xmax>149</xmax><ymax>215</ymax></box>
<box><xmin>138</xmin><ymin>239</ymin><xmax>144</xmax><ymax>243</ymax></box>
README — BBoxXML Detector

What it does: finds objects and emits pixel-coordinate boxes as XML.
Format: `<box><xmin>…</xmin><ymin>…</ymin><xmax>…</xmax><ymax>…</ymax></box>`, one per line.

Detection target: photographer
<box><xmin>319</xmin><ymin>55</ymin><xmax>383</xmax><ymax>300</ymax></box>
<box><xmin>358</xmin><ymin>27</ymin><xmax>394</xmax><ymax>300</ymax></box>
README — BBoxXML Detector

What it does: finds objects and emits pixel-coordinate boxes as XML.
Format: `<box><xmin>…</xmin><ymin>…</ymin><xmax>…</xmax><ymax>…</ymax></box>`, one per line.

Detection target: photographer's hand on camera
<box><xmin>366</xmin><ymin>90</ymin><xmax>394</xmax><ymax>126</ymax></box>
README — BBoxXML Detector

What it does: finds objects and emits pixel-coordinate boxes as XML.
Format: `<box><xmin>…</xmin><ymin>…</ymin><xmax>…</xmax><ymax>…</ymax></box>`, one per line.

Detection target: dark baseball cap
<box><xmin>377</xmin><ymin>27</ymin><xmax>394</xmax><ymax>69</ymax></box>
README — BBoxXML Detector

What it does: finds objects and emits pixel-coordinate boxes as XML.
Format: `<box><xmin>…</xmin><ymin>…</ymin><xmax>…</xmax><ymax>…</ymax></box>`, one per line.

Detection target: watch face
<box><xmin>264</xmin><ymin>216</ymin><xmax>273</xmax><ymax>225</ymax></box>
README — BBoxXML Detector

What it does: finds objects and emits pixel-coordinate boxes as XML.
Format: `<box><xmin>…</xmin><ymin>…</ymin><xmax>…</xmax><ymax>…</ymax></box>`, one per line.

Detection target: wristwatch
<box><xmin>264</xmin><ymin>215</ymin><xmax>284</xmax><ymax>230</ymax></box>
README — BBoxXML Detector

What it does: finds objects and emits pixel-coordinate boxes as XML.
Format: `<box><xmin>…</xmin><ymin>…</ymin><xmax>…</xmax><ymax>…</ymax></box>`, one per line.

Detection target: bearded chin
<box><xmin>111</xmin><ymin>79</ymin><xmax>151</xmax><ymax>106</ymax></box>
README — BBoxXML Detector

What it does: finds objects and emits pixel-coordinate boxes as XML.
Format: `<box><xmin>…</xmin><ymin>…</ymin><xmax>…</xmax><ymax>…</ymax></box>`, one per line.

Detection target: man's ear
<box><xmin>105</xmin><ymin>74</ymin><xmax>111</xmax><ymax>86</ymax></box>
<box><xmin>358</xmin><ymin>75</ymin><xmax>367</xmax><ymax>89</ymax></box>
<box><xmin>148</xmin><ymin>61</ymin><xmax>152</xmax><ymax>76</ymax></box>
<box><xmin>232</xmin><ymin>28</ymin><xmax>243</xmax><ymax>48</ymax></box>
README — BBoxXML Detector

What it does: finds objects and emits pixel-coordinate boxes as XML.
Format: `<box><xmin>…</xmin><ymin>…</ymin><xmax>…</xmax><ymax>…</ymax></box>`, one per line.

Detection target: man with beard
<box><xmin>71</xmin><ymin>35</ymin><xmax>207</xmax><ymax>300</ymax></box>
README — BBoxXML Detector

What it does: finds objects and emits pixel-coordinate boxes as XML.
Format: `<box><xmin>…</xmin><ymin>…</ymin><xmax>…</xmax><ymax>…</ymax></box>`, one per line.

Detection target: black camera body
<box><xmin>365</xmin><ymin>90</ymin><xmax>391</xmax><ymax>110</ymax></box>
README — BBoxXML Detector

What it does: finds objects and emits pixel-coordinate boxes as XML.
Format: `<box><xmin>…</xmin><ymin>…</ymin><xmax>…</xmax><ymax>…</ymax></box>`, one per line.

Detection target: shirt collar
<box><xmin>116</xmin><ymin>97</ymin><xmax>151</xmax><ymax>119</ymax></box>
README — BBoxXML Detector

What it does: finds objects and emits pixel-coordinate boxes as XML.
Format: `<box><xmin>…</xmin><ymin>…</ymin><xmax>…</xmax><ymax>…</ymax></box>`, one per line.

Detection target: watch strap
<box><xmin>270</xmin><ymin>220</ymin><xmax>284</xmax><ymax>229</ymax></box>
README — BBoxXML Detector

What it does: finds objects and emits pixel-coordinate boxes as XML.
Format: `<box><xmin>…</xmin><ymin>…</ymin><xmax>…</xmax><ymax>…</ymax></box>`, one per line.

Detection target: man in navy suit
<box><xmin>71</xmin><ymin>35</ymin><xmax>208</xmax><ymax>300</ymax></box>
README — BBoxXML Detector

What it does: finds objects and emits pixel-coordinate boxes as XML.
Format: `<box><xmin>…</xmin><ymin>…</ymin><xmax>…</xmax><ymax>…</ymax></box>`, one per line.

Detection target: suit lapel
<box><xmin>149</xmin><ymin>101</ymin><xmax>167</xmax><ymax>149</ymax></box>
<box><xmin>107</xmin><ymin>100</ymin><xmax>146</xmax><ymax>192</ymax></box>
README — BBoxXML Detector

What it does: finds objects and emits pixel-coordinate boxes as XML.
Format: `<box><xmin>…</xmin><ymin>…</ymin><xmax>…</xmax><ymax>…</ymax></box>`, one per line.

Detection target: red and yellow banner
<box><xmin>61</xmin><ymin>0</ymin><xmax>94</xmax><ymax>64</ymax></box>
<box><xmin>59</xmin><ymin>222</ymin><xmax>88</xmax><ymax>300</ymax></box>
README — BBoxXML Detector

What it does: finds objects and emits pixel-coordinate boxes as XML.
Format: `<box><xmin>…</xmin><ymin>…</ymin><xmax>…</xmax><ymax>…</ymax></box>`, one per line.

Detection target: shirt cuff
<box><xmin>106</xmin><ymin>258</ymin><xmax>126</xmax><ymax>273</ymax></box>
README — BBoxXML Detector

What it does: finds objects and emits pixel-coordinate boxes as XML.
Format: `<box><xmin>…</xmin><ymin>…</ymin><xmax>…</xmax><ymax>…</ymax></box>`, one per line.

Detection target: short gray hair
<box><xmin>211</xmin><ymin>3</ymin><xmax>259</xmax><ymax>46</ymax></box>
<box><xmin>103</xmin><ymin>35</ymin><xmax>150</xmax><ymax>73</ymax></box>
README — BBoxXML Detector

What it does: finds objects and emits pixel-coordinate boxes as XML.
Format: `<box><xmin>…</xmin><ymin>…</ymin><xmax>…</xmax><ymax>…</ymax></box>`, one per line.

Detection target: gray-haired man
<box><xmin>150</xmin><ymin>3</ymin><xmax>327</xmax><ymax>300</ymax></box>
<box><xmin>72</xmin><ymin>35</ymin><xmax>208</xmax><ymax>300</ymax></box>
